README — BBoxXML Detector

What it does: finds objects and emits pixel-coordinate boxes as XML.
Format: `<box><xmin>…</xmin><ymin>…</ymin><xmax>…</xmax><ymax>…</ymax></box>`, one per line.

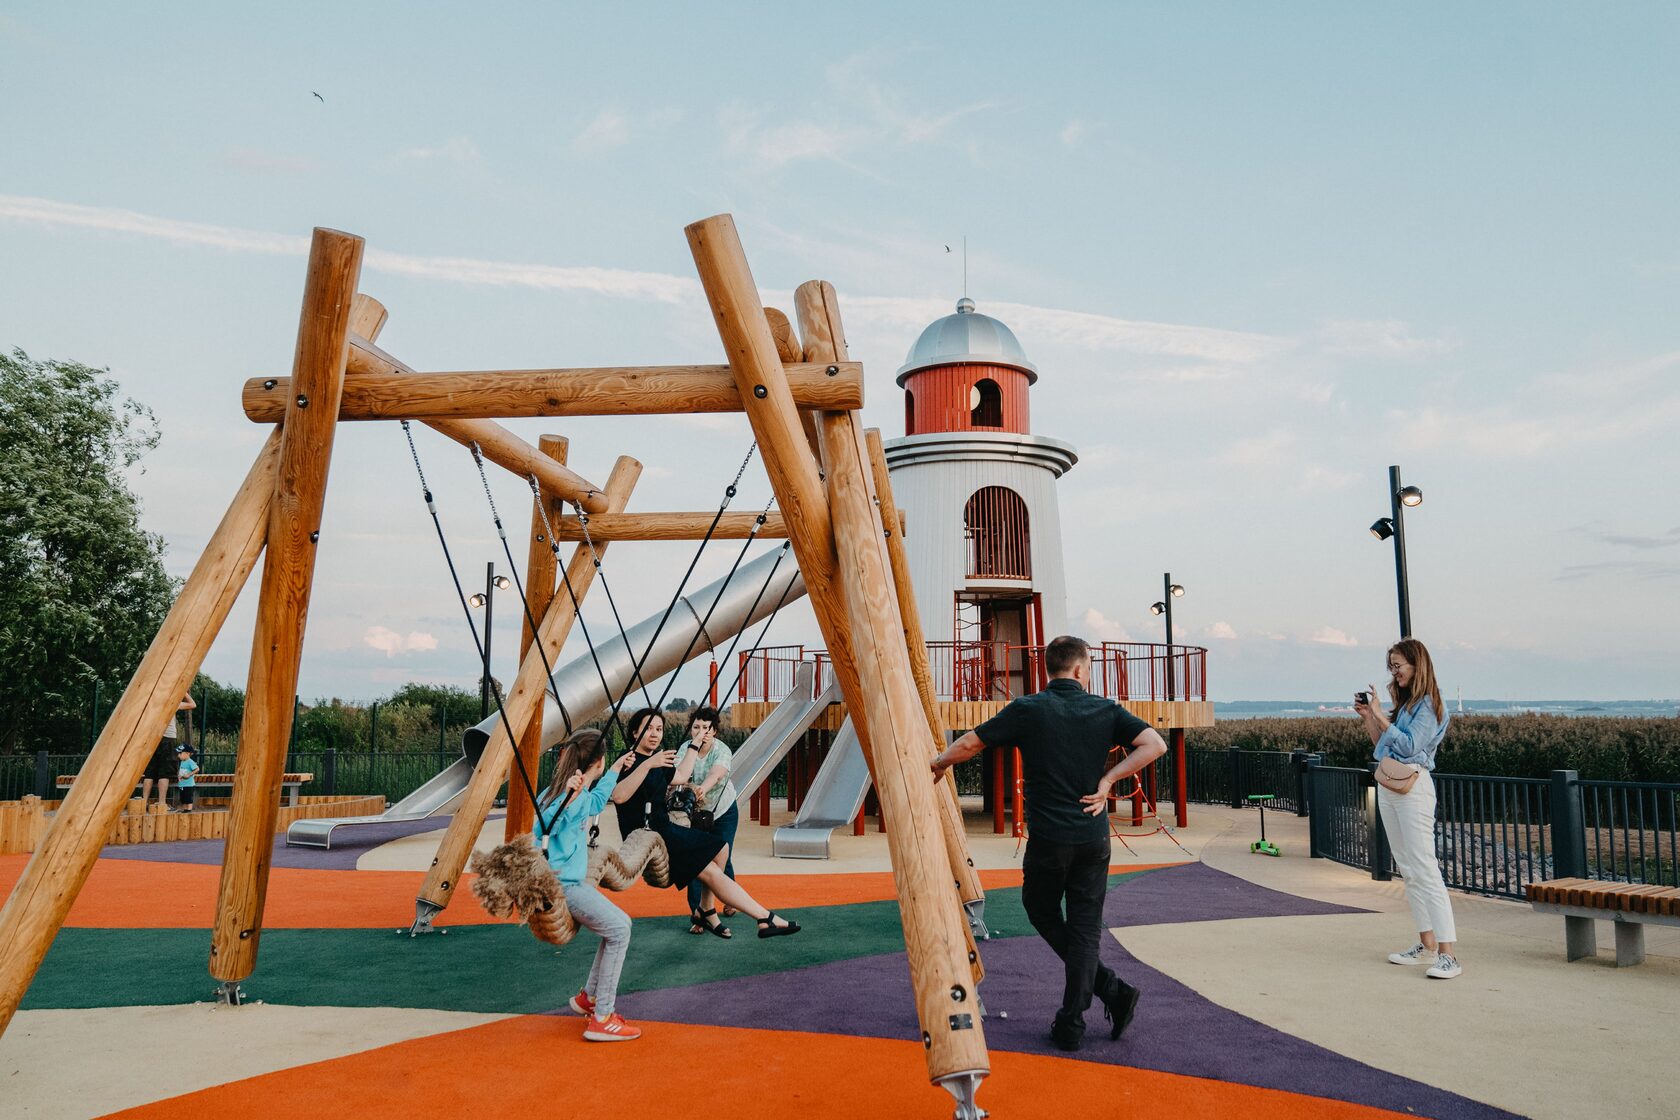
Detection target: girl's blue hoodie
<box><xmin>534</xmin><ymin>768</ymin><xmax>619</xmax><ymax>886</ymax></box>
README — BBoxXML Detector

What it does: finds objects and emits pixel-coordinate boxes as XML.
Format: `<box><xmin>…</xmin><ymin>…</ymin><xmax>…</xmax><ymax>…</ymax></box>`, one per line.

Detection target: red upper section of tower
<box><xmin>896</xmin><ymin>298</ymin><xmax>1037</xmax><ymax>437</ymax></box>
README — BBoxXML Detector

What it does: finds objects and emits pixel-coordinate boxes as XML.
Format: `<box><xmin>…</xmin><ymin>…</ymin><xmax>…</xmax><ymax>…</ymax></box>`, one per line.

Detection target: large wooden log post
<box><xmin>0</xmin><ymin>431</ymin><xmax>281</xmax><ymax>1037</ymax></box>
<box><xmin>506</xmin><ymin>434</ymin><xmax>567</xmax><ymax>842</ymax></box>
<box><xmin>413</xmin><ymin>456</ymin><xmax>641</xmax><ymax>929</ymax></box>
<box><xmin>209</xmin><ymin>229</ymin><xmax>363</xmax><ymax>995</ymax></box>
<box><xmin>686</xmin><ymin>215</ymin><xmax>987</xmax><ymax>1113</ymax></box>
<box><xmin>798</xmin><ymin>284</ymin><xmax>988</xmax><ymax>982</ymax></box>
<box><xmin>864</xmin><ymin>427</ymin><xmax>988</xmax><ymax>927</ymax></box>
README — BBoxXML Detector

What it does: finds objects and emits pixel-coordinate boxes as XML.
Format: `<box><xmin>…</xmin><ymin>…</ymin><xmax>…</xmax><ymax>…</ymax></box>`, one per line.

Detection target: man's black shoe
<box><xmin>1049</xmin><ymin>1013</ymin><xmax>1085</xmax><ymax>1052</ymax></box>
<box><xmin>1100</xmin><ymin>978</ymin><xmax>1140</xmax><ymax>1040</ymax></box>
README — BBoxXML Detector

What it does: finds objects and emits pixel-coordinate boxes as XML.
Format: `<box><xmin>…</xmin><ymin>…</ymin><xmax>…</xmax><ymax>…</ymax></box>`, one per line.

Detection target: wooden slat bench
<box><xmin>1526</xmin><ymin>877</ymin><xmax>1680</xmax><ymax>967</ymax></box>
<box><xmin>58</xmin><ymin>773</ymin><xmax>315</xmax><ymax>807</ymax></box>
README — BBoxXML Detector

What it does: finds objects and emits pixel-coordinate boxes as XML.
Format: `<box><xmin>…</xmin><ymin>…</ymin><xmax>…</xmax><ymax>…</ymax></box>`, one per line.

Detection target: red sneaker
<box><xmin>583</xmin><ymin>1013</ymin><xmax>641</xmax><ymax>1042</ymax></box>
<box><xmin>567</xmin><ymin>989</ymin><xmax>595</xmax><ymax>1016</ymax></box>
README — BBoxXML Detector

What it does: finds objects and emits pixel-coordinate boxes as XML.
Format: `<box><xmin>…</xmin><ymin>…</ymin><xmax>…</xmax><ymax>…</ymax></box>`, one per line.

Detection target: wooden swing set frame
<box><xmin>0</xmin><ymin>215</ymin><xmax>992</xmax><ymax>1115</ymax></box>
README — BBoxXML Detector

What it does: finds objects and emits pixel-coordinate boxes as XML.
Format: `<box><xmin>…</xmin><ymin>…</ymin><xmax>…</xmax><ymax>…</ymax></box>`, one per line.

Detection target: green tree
<box><xmin>0</xmin><ymin>350</ymin><xmax>175</xmax><ymax>753</ymax></box>
<box><xmin>380</xmin><ymin>682</ymin><xmax>481</xmax><ymax>728</ymax></box>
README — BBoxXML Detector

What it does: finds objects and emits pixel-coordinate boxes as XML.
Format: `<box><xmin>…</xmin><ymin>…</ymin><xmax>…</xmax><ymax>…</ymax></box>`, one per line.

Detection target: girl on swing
<box><xmin>609</xmin><ymin>706</ymin><xmax>801</xmax><ymax>940</ymax></box>
<box><xmin>534</xmin><ymin>728</ymin><xmax>640</xmax><ymax>1042</ymax></box>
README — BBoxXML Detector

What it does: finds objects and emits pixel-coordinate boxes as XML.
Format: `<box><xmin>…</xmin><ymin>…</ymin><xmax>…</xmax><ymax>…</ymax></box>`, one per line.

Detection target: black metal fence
<box><xmin>1157</xmin><ymin>749</ymin><xmax>1680</xmax><ymax>903</ymax></box>
<box><xmin>0</xmin><ymin>748</ymin><xmax>506</xmax><ymax>807</ymax></box>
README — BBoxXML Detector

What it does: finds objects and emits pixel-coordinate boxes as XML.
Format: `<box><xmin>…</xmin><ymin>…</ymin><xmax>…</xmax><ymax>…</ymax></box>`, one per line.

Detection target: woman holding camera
<box><xmin>1355</xmin><ymin>638</ymin><xmax>1460</xmax><ymax>979</ymax></box>
<box><xmin>609</xmin><ymin>707</ymin><xmax>799</xmax><ymax>940</ymax></box>
<box><xmin>673</xmin><ymin>706</ymin><xmax>740</xmax><ymax>931</ymax></box>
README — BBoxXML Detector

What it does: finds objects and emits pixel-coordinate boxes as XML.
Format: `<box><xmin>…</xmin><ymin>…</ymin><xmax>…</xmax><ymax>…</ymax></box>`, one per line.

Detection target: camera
<box><xmin>1355</xmin><ymin>691</ymin><xmax>1370</xmax><ymax>705</ymax></box>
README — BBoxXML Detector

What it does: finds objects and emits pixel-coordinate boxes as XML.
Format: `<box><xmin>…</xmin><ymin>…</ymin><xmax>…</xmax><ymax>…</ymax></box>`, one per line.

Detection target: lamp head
<box><xmin>1370</xmin><ymin>518</ymin><xmax>1395</xmax><ymax>541</ymax></box>
<box><xmin>1398</xmin><ymin>485</ymin><xmax>1423</xmax><ymax>508</ymax></box>
<box><xmin>493</xmin><ymin>575</ymin><xmax>512</xmax><ymax>590</ymax></box>
<box><xmin>468</xmin><ymin>592</ymin><xmax>487</xmax><ymax>608</ymax></box>
<box><xmin>1150</xmin><ymin>601</ymin><xmax>1167</xmax><ymax>616</ymax></box>
<box><xmin>1169</xmin><ymin>584</ymin><xmax>1185</xmax><ymax>598</ymax></box>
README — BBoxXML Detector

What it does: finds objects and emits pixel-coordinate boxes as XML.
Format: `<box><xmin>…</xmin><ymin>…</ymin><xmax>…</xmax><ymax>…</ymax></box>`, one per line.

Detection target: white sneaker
<box><xmin>1388</xmin><ymin>943</ymin><xmax>1437</xmax><ymax>966</ymax></box>
<box><xmin>1426</xmin><ymin>954</ymin><xmax>1462</xmax><ymax>979</ymax></box>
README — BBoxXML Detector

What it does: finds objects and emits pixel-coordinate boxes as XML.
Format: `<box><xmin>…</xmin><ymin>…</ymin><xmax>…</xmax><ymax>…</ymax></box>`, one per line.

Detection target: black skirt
<box><xmin>615</xmin><ymin>756</ymin><xmax>726</xmax><ymax>889</ymax></box>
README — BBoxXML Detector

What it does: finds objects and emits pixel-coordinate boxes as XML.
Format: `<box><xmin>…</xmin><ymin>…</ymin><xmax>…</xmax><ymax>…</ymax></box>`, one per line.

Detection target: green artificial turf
<box><xmin>21</xmin><ymin>869</ymin><xmax>1163</xmax><ymax>1014</ymax></box>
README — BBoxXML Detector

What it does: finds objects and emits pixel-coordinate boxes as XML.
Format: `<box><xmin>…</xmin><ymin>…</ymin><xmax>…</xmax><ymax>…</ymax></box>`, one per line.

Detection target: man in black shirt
<box><xmin>932</xmin><ymin>634</ymin><xmax>1167</xmax><ymax>1051</ymax></box>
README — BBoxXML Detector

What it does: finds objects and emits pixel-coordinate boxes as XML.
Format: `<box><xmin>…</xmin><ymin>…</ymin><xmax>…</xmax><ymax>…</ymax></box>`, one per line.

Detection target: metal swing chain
<box><xmin>594</xmin><ymin>440</ymin><xmax>758</xmax><ymax>736</ymax></box>
<box><xmin>715</xmin><ymin>537</ymin><xmax>792</xmax><ymax>705</ymax></box>
<box><xmin>652</xmin><ymin>496</ymin><xmax>775</xmax><ymax>711</ymax></box>
<box><xmin>399</xmin><ymin>423</ymin><xmax>548</xmax><ymax>824</ymax></box>
<box><xmin>566</xmin><ymin>499</ymin><xmax>653</xmax><ymax>708</ymax></box>
<box><xmin>525</xmin><ymin>472</ymin><xmax>633</xmax><ymax>745</ymax></box>
<box><xmin>465</xmin><ymin>442</ymin><xmax>575</xmax><ymax>737</ymax></box>
<box><xmin>719</xmin><ymin>540</ymin><xmax>799</xmax><ymax>703</ymax></box>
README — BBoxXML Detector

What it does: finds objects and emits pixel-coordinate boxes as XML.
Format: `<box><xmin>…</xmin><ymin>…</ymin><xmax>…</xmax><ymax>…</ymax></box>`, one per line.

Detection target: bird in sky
<box><xmin>312</xmin><ymin>91</ymin><xmax>324</xmax><ymax>103</ymax></box>
<box><xmin>944</xmin><ymin>244</ymin><xmax>951</xmax><ymax>252</ymax></box>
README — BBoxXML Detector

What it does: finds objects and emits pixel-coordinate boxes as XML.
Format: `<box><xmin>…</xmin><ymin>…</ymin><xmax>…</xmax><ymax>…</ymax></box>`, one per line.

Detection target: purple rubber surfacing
<box><xmin>613</xmin><ymin>864</ymin><xmax>1525</xmax><ymax>1120</ymax></box>
<box><xmin>96</xmin><ymin>813</ymin><xmax>505</xmax><ymax>870</ymax></box>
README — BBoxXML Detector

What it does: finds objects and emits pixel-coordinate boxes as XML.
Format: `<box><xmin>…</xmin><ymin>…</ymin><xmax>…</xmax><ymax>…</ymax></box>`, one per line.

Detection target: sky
<box><xmin>2</xmin><ymin>2</ymin><xmax>1677</xmax><ymax>704</ymax></box>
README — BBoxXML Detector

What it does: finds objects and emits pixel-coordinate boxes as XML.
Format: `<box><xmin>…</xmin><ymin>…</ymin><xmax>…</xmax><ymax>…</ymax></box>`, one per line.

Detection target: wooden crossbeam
<box><xmin>545</xmin><ymin>511</ymin><xmax>787</xmax><ymax>542</ymax></box>
<box><xmin>242</xmin><ymin>348</ymin><xmax>865</xmax><ymax>422</ymax></box>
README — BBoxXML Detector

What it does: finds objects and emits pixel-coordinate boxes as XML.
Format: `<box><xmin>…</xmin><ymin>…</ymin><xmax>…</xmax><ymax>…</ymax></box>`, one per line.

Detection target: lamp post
<box><xmin>1149</xmin><ymin>574</ymin><xmax>1186</xmax><ymax>701</ymax></box>
<box><xmin>1368</xmin><ymin>465</ymin><xmax>1423</xmax><ymax>639</ymax></box>
<box><xmin>1149</xmin><ymin>574</ymin><xmax>1188</xmax><ymax>829</ymax></box>
<box><xmin>469</xmin><ymin>562</ymin><xmax>512</xmax><ymax>720</ymax></box>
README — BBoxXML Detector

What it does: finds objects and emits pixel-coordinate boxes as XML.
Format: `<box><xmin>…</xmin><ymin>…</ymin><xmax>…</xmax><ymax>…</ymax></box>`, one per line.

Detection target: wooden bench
<box><xmin>58</xmin><ymin>773</ymin><xmax>315</xmax><ymax>807</ymax></box>
<box><xmin>1526</xmin><ymin>877</ymin><xmax>1680</xmax><ymax>967</ymax></box>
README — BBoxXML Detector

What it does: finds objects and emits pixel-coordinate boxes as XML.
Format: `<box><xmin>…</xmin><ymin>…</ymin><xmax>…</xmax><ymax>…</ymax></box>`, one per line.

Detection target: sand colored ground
<box><xmin>0</xmin><ymin>1004</ymin><xmax>508</xmax><ymax>1120</ymax></box>
<box><xmin>353</xmin><ymin>793</ymin><xmax>1212</xmax><ymax>875</ymax></box>
<box><xmin>1119</xmin><ymin>806</ymin><xmax>1680</xmax><ymax>1120</ymax></box>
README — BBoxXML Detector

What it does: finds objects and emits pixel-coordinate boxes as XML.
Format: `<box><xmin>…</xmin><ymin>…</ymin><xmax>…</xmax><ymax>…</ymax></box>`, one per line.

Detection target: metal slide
<box><xmin>727</xmin><ymin>662</ymin><xmax>842</xmax><ymax>803</ymax></box>
<box><xmin>286</xmin><ymin>753</ymin><xmax>480</xmax><ymax>849</ymax></box>
<box><xmin>286</xmin><ymin>549</ymin><xmax>806</xmax><ymax>849</ymax></box>
<box><xmin>772</xmin><ymin>716</ymin><xmax>871</xmax><ymax>859</ymax></box>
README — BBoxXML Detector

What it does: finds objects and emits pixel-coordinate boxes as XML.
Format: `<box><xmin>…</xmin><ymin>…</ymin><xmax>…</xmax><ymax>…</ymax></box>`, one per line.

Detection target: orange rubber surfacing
<box><xmin>0</xmin><ymin>854</ymin><xmax>1184</xmax><ymax>929</ymax></box>
<box><xmin>103</xmin><ymin>1017</ymin><xmax>1417</xmax><ymax>1120</ymax></box>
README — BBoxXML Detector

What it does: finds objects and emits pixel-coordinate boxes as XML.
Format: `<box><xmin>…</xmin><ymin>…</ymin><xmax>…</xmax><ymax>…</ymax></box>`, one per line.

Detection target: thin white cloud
<box><xmin>1059</xmin><ymin>121</ymin><xmax>1088</xmax><ymax>149</ymax></box>
<box><xmin>363</xmin><ymin>626</ymin><xmax>439</xmax><ymax>656</ymax></box>
<box><xmin>221</xmin><ymin>148</ymin><xmax>322</xmax><ymax>175</ymax></box>
<box><xmin>0</xmin><ymin>193</ymin><xmax>1288</xmax><ymax>357</ymax></box>
<box><xmin>1316</xmin><ymin>319</ymin><xmax>1456</xmax><ymax>358</ymax></box>
<box><xmin>1307</xmin><ymin>626</ymin><xmax>1359</xmax><ymax>647</ymax></box>
<box><xmin>1080</xmin><ymin>607</ymin><xmax>1134</xmax><ymax>643</ymax></box>
<box><xmin>395</xmin><ymin>137</ymin><xmax>481</xmax><ymax>165</ymax></box>
<box><xmin>575</xmin><ymin>110</ymin><xmax>630</xmax><ymax>151</ymax></box>
<box><xmin>1208</xmin><ymin>621</ymin><xmax>1238</xmax><ymax>640</ymax></box>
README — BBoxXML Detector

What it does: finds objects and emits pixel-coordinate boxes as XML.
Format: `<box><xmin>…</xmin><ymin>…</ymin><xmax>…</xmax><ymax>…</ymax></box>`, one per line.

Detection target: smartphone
<box><xmin>1355</xmin><ymin>691</ymin><xmax>1371</xmax><ymax>705</ymax></box>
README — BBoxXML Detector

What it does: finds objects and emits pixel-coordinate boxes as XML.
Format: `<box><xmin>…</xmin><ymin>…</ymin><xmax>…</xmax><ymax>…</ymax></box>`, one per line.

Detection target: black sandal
<box><xmin>691</xmin><ymin>908</ymin><xmax>731</xmax><ymax>939</ymax></box>
<box><xmin>756</xmin><ymin>911</ymin><xmax>801</xmax><ymax>939</ymax></box>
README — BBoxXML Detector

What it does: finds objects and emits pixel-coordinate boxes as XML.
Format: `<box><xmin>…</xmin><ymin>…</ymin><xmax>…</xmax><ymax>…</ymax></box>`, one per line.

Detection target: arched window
<box><xmin>964</xmin><ymin>487</ymin><xmax>1031</xmax><ymax>579</ymax></box>
<box><xmin>969</xmin><ymin>378</ymin><xmax>1002</xmax><ymax>427</ymax></box>
<box><xmin>904</xmin><ymin>388</ymin><xmax>916</xmax><ymax>435</ymax></box>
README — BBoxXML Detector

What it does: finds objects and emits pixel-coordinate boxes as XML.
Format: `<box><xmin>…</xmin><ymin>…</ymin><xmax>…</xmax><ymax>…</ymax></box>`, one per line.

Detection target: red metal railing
<box><xmin>736</xmin><ymin>640</ymin><xmax>1208</xmax><ymax>706</ymax></box>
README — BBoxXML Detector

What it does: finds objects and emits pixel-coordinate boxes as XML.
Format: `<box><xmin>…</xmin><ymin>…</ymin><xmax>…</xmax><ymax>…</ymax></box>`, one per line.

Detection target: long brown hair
<box><xmin>540</xmin><ymin>727</ymin><xmax>607</xmax><ymax>810</ymax></box>
<box><xmin>1388</xmin><ymin>639</ymin><xmax>1445</xmax><ymax>723</ymax></box>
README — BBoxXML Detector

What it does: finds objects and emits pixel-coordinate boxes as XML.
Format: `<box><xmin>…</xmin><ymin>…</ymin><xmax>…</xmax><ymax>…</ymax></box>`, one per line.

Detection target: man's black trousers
<box><xmin>1020</xmin><ymin>835</ymin><xmax>1118</xmax><ymax>1024</ymax></box>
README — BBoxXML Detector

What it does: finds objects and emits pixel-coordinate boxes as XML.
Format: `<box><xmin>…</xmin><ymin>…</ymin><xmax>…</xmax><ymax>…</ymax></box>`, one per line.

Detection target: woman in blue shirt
<box><xmin>534</xmin><ymin>729</ymin><xmax>642</xmax><ymax>1042</ymax></box>
<box><xmin>1355</xmin><ymin>638</ymin><xmax>1461</xmax><ymax>979</ymax></box>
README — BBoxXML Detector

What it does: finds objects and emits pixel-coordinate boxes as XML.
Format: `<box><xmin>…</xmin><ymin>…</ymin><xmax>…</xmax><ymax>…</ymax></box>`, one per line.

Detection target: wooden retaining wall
<box><xmin>0</xmin><ymin>794</ymin><xmax>386</xmax><ymax>855</ymax></box>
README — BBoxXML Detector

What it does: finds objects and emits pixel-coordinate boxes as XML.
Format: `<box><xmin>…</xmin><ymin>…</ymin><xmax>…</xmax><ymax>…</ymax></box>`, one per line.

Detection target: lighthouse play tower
<box><xmin>883</xmin><ymin>297</ymin><xmax>1078</xmax><ymax>696</ymax></box>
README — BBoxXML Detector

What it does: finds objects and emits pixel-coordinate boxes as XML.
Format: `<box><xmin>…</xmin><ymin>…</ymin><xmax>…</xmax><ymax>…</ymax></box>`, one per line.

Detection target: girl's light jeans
<box><xmin>565</xmin><ymin>882</ymin><xmax>631</xmax><ymax>1017</ymax></box>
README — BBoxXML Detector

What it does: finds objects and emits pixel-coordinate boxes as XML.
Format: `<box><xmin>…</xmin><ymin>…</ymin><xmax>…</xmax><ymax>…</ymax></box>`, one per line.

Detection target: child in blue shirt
<box><xmin>175</xmin><ymin>746</ymin><xmax>199</xmax><ymax>813</ymax></box>
<box><xmin>533</xmin><ymin>728</ymin><xmax>641</xmax><ymax>1042</ymax></box>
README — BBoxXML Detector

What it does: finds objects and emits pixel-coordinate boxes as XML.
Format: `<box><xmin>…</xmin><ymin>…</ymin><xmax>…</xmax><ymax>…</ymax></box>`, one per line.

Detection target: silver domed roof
<box><xmin>895</xmin><ymin>298</ymin><xmax>1038</xmax><ymax>386</ymax></box>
